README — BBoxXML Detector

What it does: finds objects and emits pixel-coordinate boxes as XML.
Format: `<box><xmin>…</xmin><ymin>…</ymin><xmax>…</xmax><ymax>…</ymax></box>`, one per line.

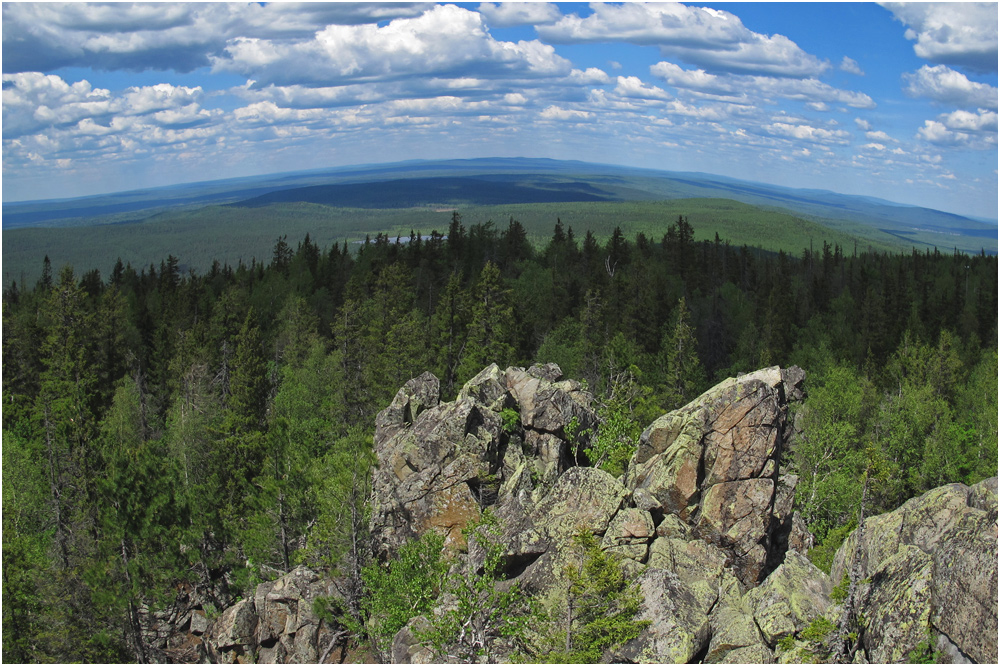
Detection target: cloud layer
<box><xmin>538</xmin><ymin>3</ymin><xmax>829</xmax><ymax>77</ymax></box>
<box><xmin>2</xmin><ymin>2</ymin><xmax>996</xmax><ymax>218</ymax></box>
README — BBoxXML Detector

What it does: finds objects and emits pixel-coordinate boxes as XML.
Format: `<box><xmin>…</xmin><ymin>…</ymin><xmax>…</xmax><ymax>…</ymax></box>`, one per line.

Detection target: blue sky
<box><xmin>2</xmin><ymin>2</ymin><xmax>997</xmax><ymax>219</ymax></box>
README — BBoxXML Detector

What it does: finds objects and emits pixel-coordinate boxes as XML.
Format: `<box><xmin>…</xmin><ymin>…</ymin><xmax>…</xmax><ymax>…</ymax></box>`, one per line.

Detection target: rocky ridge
<box><xmin>155</xmin><ymin>364</ymin><xmax>998</xmax><ymax>664</ymax></box>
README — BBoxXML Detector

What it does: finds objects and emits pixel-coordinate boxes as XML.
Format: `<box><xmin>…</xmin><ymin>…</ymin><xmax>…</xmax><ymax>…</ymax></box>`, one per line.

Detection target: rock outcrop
<box><xmin>147</xmin><ymin>567</ymin><xmax>347</xmax><ymax>664</ymax></box>
<box><xmin>369</xmin><ymin>364</ymin><xmax>812</xmax><ymax>663</ymax></box>
<box><xmin>369</xmin><ymin>363</ymin><xmax>600</xmax><ymax>557</ymax></box>
<box><xmin>832</xmin><ymin>478</ymin><xmax>998</xmax><ymax>664</ymax></box>
<box><xmin>161</xmin><ymin>364</ymin><xmax>996</xmax><ymax>664</ymax></box>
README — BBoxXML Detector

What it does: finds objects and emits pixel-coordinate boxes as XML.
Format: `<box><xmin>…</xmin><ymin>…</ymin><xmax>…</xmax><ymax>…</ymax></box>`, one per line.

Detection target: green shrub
<box><xmin>500</xmin><ymin>407</ymin><xmax>521</xmax><ymax>433</ymax></box>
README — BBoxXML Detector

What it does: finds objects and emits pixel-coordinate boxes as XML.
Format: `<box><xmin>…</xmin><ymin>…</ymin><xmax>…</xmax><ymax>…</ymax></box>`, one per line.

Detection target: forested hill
<box><xmin>3</xmin><ymin>215</ymin><xmax>997</xmax><ymax>662</ymax></box>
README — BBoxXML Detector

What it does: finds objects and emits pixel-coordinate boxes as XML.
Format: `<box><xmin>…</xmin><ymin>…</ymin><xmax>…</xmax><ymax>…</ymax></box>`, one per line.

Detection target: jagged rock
<box><xmin>189</xmin><ymin>610</ymin><xmax>208</xmax><ymax>636</ymax></box>
<box><xmin>832</xmin><ymin>478</ymin><xmax>998</xmax><ymax>664</ymax></box>
<box><xmin>458</xmin><ymin>364</ymin><xmax>512</xmax><ymax>412</ymax></box>
<box><xmin>647</xmin><ymin>536</ymin><xmax>729</xmax><ymax>616</ymax></box>
<box><xmin>721</xmin><ymin>644</ymin><xmax>775</xmax><ymax>663</ymax></box>
<box><xmin>209</xmin><ymin>599</ymin><xmax>257</xmax><ymax>662</ymax></box>
<box><xmin>375</xmin><ymin>371</ymin><xmax>441</xmax><ymax>440</ymax></box>
<box><xmin>391</xmin><ymin>616</ymin><xmax>436</xmax><ymax>664</ymax></box>
<box><xmin>746</xmin><ymin>551</ymin><xmax>831</xmax><ymax>646</ymax></box>
<box><xmin>787</xmin><ymin>512</ymin><xmax>815</xmax><ymax>555</ymax></box>
<box><xmin>602</xmin><ymin>508</ymin><xmax>655</xmax><ymax>546</ymax></box>
<box><xmin>930</xmin><ymin>505</ymin><xmax>998</xmax><ymax>664</ymax></box>
<box><xmin>706</xmin><ymin>604</ymin><xmax>768</xmax><ymax>663</ymax></box>
<box><xmin>504</xmin><ymin>366</ymin><xmax>596</xmax><ymax>435</ymax></box>
<box><xmin>197</xmin><ymin>567</ymin><xmax>347</xmax><ymax>664</ymax></box>
<box><xmin>371</xmin><ymin>365</ymin><xmax>601</xmax><ymax>559</ymax></box>
<box><xmin>524</xmin><ymin>430</ymin><xmax>571</xmax><ymax>484</ymax></box>
<box><xmin>529</xmin><ymin>466</ymin><xmax>627</xmax><ymax>542</ymax></box>
<box><xmin>370</xmin><ymin>395</ymin><xmax>502</xmax><ymax>553</ymax></box>
<box><xmin>626</xmin><ymin>366</ymin><xmax>803</xmax><ymax>587</ymax></box>
<box><xmin>609</xmin><ymin>568</ymin><xmax>711</xmax><ymax>663</ymax></box>
<box><xmin>861</xmin><ymin>545</ymin><xmax>935</xmax><ymax>663</ymax></box>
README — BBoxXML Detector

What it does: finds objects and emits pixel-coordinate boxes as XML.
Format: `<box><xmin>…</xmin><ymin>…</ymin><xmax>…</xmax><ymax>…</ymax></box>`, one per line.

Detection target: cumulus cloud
<box><xmin>650</xmin><ymin>62</ymin><xmax>734</xmax><ymax>95</ymax></box>
<box><xmin>840</xmin><ymin>56</ymin><xmax>864</xmax><ymax>75</ymax></box>
<box><xmin>939</xmin><ymin>108</ymin><xmax>999</xmax><ymax>132</ymax></box>
<box><xmin>2</xmin><ymin>3</ymin><xmax>435</xmax><ymax>74</ymax></box>
<box><xmin>614</xmin><ymin>76</ymin><xmax>671</xmax><ymax>101</ymax></box>
<box><xmin>539</xmin><ymin>3</ymin><xmax>828</xmax><ymax>77</ymax></box>
<box><xmin>881</xmin><ymin>2</ymin><xmax>998</xmax><ymax>73</ymax></box>
<box><xmin>764</xmin><ymin>121</ymin><xmax>851</xmax><ymax>144</ymax></box>
<box><xmin>568</xmin><ymin>67</ymin><xmax>612</xmax><ymax>85</ymax></box>
<box><xmin>2</xmin><ymin>71</ymin><xmax>204</xmax><ymax>138</ymax></box>
<box><xmin>855</xmin><ymin>118</ymin><xmax>872</xmax><ymax>131</ymax></box>
<box><xmin>213</xmin><ymin>5</ymin><xmax>572</xmax><ymax>88</ymax></box>
<box><xmin>903</xmin><ymin>64</ymin><xmax>998</xmax><ymax>110</ymax></box>
<box><xmin>866</xmin><ymin>130</ymin><xmax>897</xmax><ymax>142</ymax></box>
<box><xmin>540</xmin><ymin>105</ymin><xmax>591</xmax><ymax>121</ymax></box>
<box><xmin>917</xmin><ymin>109</ymin><xmax>998</xmax><ymax>148</ymax></box>
<box><xmin>650</xmin><ymin>61</ymin><xmax>874</xmax><ymax>108</ymax></box>
<box><xmin>477</xmin><ymin>2</ymin><xmax>561</xmax><ymax>28</ymax></box>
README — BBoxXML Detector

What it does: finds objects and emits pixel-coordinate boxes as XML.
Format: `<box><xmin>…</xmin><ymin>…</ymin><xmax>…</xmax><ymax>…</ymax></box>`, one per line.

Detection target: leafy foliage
<box><xmin>357</xmin><ymin>531</ymin><xmax>449</xmax><ymax>661</ymax></box>
<box><xmin>531</xmin><ymin>532</ymin><xmax>648</xmax><ymax>663</ymax></box>
<box><xmin>421</xmin><ymin>512</ymin><xmax>540</xmax><ymax>662</ymax></box>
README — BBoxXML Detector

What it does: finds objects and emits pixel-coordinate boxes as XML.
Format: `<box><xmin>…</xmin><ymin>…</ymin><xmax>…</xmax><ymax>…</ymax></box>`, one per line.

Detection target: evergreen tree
<box><xmin>660</xmin><ymin>297</ymin><xmax>706</xmax><ymax>409</ymax></box>
<box><xmin>431</xmin><ymin>271</ymin><xmax>472</xmax><ymax>396</ymax></box>
<box><xmin>457</xmin><ymin>261</ymin><xmax>515</xmax><ymax>384</ymax></box>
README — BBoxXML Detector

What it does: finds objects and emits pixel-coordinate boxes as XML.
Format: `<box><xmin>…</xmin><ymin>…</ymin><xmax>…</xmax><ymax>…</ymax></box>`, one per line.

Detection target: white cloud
<box><xmin>651</xmin><ymin>62</ymin><xmax>733</xmax><ymax>95</ymax></box>
<box><xmin>806</xmin><ymin>102</ymin><xmax>829</xmax><ymax>112</ymax></box>
<box><xmin>903</xmin><ymin>65</ymin><xmax>998</xmax><ymax>110</ymax></box>
<box><xmin>917</xmin><ymin>117</ymin><xmax>998</xmax><ymax>148</ymax></box>
<box><xmin>539</xmin><ymin>3</ymin><xmax>828</xmax><ymax>77</ymax></box>
<box><xmin>2</xmin><ymin>72</ymin><xmax>205</xmax><ymax>138</ymax></box>
<box><xmin>840</xmin><ymin>56</ymin><xmax>864</xmax><ymax>75</ymax></box>
<box><xmin>854</xmin><ymin>118</ymin><xmax>872</xmax><ymax>131</ymax></box>
<box><xmin>569</xmin><ymin>68</ymin><xmax>612</xmax><ymax>85</ymax></box>
<box><xmin>614</xmin><ymin>76</ymin><xmax>671</xmax><ymax>101</ymax></box>
<box><xmin>539</xmin><ymin>105</ymin><xmax>591</xmax><ymax>121</ymax></box>
<box><xmin>477</xmin><ymin>2</ymin><xmax>561</xmax><ymax>28</ymax></box>
<box><xmin>650</xmin><ymin>62</ymin><xmax>874</xmax><ymax>108</ymax></box>
<box><xmin>866</xmin><ymin>130</ymin><xmax>897</xmax><ymax>142</ymax></box>
<box><xmin>214</xmin><ymin>5</ymin><xmax>572</xmax><ymax>88</ymax></box>
<box><xmin>881</xmin><ymin>2</ymin><xmax>998</xmax><ymax>72</ymax></box>
<box><xmin>939</xmin><ymin>108</ymin><xmax>998</xmax><ymax>132</ymax></box>
<box><xmin>764</xmin><ymin>122</ymin><xmax>851</xmax><ymax>144</ymax></box>
<box><xmin>2</xmin><ymin>2</ymin><xmax>434</xmax><ymax>73</ymax></box>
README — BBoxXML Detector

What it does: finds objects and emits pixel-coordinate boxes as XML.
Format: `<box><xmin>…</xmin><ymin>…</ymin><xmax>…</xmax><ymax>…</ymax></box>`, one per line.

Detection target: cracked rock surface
<box><xmin>169</xmin><ymin>364</ymin><xmax>996</xmax><ymax>665</ymax></box>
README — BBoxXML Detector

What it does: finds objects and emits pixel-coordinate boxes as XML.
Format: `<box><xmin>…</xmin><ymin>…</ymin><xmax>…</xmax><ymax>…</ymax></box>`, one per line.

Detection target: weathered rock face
<box><xmin>832</xmin><ymin>478</ymin><xmax>998</xmax><ymax>664</ymax></box>
<box><xmin>369</xmin><ymin>363</ymin><xmax>599</xmax><ymax>557</ymax></box>
<box><xmin>371</xmin><ymin>364</ymin><xmax>811</xmax><ymax>664</ymax></box>
<box><xmin>200</xmin><ymin>566</ymin><xmax>346</xmax><ymax>664</ymax></box>
<box><xmin>173</xmin><ymin>364</ymin><xmax>995</xmax><ymax>665</ymax></box>
<box><xmin>626</xmin><ymin>366</ymin><xmax>805</xmax><ymax>587</ymax></box>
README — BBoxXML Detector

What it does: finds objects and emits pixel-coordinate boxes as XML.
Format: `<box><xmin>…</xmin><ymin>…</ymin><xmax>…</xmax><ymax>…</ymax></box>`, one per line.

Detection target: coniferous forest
<box><xmin>3</xmin><ymin>214</ymin><xmax>997</xmax><ymax>662</ymax></box>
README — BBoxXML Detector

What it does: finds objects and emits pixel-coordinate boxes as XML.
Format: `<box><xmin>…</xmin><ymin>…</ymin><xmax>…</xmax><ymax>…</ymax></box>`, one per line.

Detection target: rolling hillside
<box><xmin>3</xmin><ymin>158</ymin><xmax>995</xmax><ymax>288</ymax></box>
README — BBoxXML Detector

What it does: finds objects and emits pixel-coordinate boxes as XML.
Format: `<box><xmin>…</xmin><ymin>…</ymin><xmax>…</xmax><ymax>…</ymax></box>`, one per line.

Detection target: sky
<box><xmin>2</xmin><ymin>2</ymin><xmax>998</xmax><ymax>219</ymax></box>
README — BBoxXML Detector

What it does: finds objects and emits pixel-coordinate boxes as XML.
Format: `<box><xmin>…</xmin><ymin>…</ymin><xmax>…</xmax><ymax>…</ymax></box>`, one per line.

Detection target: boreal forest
<box><xmin>3</xmin><ymin>213</ymin><xmax>997</xmax><ymax>662</ymax></box>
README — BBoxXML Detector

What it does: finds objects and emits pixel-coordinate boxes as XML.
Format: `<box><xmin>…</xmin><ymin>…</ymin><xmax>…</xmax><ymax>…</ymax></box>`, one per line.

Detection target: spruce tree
<box><xmin>660</xmin><ymin>297</ymin><xmax>705</xmax><ymax>409</ymax></box>
<box><xmin>457</xmin><ymin>261</ymin><xmax>515</xmax><ymax>384</ymax></box>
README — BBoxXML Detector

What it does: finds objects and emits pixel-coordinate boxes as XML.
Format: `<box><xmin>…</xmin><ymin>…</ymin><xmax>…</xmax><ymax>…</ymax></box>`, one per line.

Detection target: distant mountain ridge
<box><xmin>3</xmin><ymin>158</ymin><xmax>995</xmax><ymax>254</ymax></box>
